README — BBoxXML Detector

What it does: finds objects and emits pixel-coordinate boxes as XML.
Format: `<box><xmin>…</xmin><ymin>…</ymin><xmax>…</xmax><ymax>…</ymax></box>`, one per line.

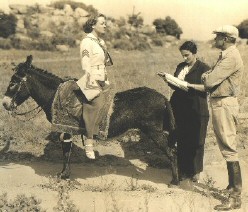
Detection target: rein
<box><xmin>10</xmin><ymin>75</ymin><xmax>43</xmax><ymax>121</ymax></box>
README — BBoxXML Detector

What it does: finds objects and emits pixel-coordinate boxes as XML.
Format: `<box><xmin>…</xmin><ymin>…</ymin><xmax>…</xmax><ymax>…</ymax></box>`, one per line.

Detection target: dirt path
<box><xmin>1</xmin><ymin>142</ymin><xmax>248</xmax><ymax>212</ymax></box>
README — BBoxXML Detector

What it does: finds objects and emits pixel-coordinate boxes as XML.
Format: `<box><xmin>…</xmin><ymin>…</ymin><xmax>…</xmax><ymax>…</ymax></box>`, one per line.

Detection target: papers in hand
<box><xmin>161</xmin><ymin>73</ymin><xmax>188</xmax><ymax>91</ymax></box>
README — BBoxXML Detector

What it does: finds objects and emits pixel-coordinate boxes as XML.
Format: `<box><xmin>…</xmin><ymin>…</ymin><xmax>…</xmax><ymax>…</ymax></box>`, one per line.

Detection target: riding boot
<box><xmin>59</xmin><ymin>133</ymin><xmax>72</xmax><ymax>179</ymax></box>
<box><xmin>221</xmin><ymin>162</ymin><xmax>234</xmax><ymax>195</ymax></box>
<box><xmin>214</xmin><ymin>161</ymin><xmax>242</xmax><ymax>211</ymax></box>
<box><xmin>84</xmin><ymin>138</ymin><xmax>95</xmax><ymax>159</ymax></box>
<box><xmin>232</xmin><ymin>161</ymin><xmax>242</xmax><ymax>193</ymax></box>
<box><xmin>214</xmin><ymin>192</ymin><xmax>241</xmax><ymax>211</ymax></box>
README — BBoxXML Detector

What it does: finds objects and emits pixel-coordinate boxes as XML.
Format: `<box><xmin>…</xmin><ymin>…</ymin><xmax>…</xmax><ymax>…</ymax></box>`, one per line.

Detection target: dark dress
<box><xmin>169</xmin><ymin>60</ymin><xmax>210</xmax><ymax>178</ymax></box>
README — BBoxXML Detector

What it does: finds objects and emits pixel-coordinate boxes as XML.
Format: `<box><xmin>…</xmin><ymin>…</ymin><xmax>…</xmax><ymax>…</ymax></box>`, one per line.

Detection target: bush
<box><xmin>135</xmin><ymin>41</ymin><xmax>151</xmax><ymax>51</ymax></box>
<box><xmin>26</xmin><ymin>4</ymin><xmax>42</xmax><ymax>15</ymax></box>
<box><xmin>152</xmin><ymin>38</ymin><xmax>163</xmax><ymax>46</ymax></box>
<box><xmin>0</xmin><ymin>193</ymin><xmax>45</xmax><ymax>212</ymax></box>
<box><xmin>150</xmin><ymin>34</ymin><xmax>164</xmax><ymax>46</ymax></box>
<box><xmin>153</xmin><ymin>16</ymin><xmax>182</xmax><ymax>39</ymax></box>
<box><xmin>52</xmin><ymin>34</ymin><xmax>76</xmax><ymax>47</ymax></box>
<box><xmin>113</xmin><ymin>39</ymin><xmax>134</xmax><ymax>50</ymax></box>
<box><xmin>34</xmin><ymin>38</ymin><xmax>55</xmax><ymax>51</ymax></box>
<box><xmin>132</xmin><ymin>36</ymin><xmax>151</xmax><ymax>51</ymax></box>
<box><xmin>50</xmin><ymin>0</ymin><xmax>98</xmax><ymax>14</ymax></box>
<box><xmin>237</xmin><ymin>19</ymin><xmax>248</xmax><ymax>39</ymax></box>
<box><xmin>10</xmin><ymin>37</ymin><xmax>30</xmax><ymax>49</ymax></box>
<box><xmin>0</xmin><ymin>38</ymin><xmax>12</xmax><ymax>49</ymax></box>
<box><xmin>24</xmin><ymin>17</ymin><xmax>40</xmax><ymax>39</ymax></box>
<box><xmin>0</xmin><ymin>13</ymin><xmax>17</xmax><ymax>38</ymax></box>
<box><xmin>10</xmin><ymin>37</ymin><xmax>55</xmax><ymax>51</ymax></box>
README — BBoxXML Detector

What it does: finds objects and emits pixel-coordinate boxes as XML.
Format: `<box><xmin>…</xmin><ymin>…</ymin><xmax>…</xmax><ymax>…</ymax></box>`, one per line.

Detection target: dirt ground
<box><xmin>0</xmin><ymin>133</ymin><xmax>248</xmax><ymax>212</ymax></box>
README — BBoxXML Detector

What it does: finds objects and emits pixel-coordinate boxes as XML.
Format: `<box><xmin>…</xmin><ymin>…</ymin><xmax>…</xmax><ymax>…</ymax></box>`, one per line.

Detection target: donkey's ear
<box><xmin>26</xmin><ymin>55</ymin><xmax>33</xmax><ymax>67</ymax></box>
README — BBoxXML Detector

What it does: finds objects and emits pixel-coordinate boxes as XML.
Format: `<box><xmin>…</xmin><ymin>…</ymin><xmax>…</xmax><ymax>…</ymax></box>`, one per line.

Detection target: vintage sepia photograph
<box><xmin>0</xmin><ymin>0</ymin><xmax>248</xmax><ymax>211</ymax></box>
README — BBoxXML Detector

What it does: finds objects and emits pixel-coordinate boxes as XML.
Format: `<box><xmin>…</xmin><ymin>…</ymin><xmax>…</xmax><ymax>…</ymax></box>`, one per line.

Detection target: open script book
<box><xmin>163</xmin><ymin>73</ymin><xmax>188</xmax><ymax>91</ymax></box>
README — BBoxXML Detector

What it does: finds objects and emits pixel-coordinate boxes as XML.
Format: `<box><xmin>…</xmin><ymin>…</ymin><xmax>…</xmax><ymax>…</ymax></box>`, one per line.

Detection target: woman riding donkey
<box><xmin>60</xmin><ymin>13</ymin><xmax>113</xmax><ymax>160</ymax></box>
<box><xmin>75</xmin><ymin>13</ymin><xmax>113</xmax><ymax>159</ymax></box>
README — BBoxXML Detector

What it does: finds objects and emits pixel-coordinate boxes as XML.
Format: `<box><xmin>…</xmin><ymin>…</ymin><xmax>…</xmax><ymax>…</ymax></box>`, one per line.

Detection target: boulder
<box><xmin>9</xmin><ymin>4</ymin><xmax>28</xmax><ymax>14</ymax></box>
<box><xmin>40</xmin><ymin>31</ymin><xmax>54</xmax><ymax>38</ymax></box>
<box><xmin>138</xmin><ymin>25</ymin><xmax>156</xmax><ymax>35</ymax></box>
<box><xmin>56</xmin><ymin>45</ymin><xmax>69</xmax><ymax>52</ymax></box>
<box><xmin>16</xmin><ymin>19</ymin><xmax>25</xmax><ymax>29</ymax></box>
<box><xmin>165</xmin><ymin>35</ymin><xmax>177</xmax><ymax>42</ymax></box>
<box><xmin>37</xmin><ymin>14</ymin><xmax>53</xmax><ymax>31</ymax></box>
<box><xmin>53</xmin><ymin>9</ymin><xmax>65</xmax><ymax>16</ymax></box>
<box><xmin>77</xmin><ymin>17</ymin><xmax>88</xmax><ymax>27</ymax></box>
<box><xmin>38</xmin><ymin>5</ymin><xmax>54</xmax><ymax>14</ymax></box>
<box><xmin>63</xmin><ymin>4</ymin><xmax>73</xmax><ymax>16</ymax></box>
<box><xmin>74</xmin><ymin>8</ymin><xmax>88</xmax><ymax>18</ymax></box>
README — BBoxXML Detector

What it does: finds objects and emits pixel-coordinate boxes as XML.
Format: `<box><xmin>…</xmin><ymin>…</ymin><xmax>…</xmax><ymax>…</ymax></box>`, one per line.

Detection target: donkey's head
<box><xmin>2</xmin><ymin>55</ymin><xmax>33</xmax><ymax>111</ymax></box>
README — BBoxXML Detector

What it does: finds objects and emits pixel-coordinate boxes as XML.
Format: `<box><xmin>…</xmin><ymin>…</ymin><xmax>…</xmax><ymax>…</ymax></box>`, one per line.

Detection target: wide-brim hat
<box><xmin>213</xmin><ymin>25</ymin><xmax>239</xmax><ymax>39</ymax></box>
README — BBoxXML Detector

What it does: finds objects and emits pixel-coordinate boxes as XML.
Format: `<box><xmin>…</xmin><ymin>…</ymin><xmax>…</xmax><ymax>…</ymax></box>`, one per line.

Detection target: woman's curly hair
<box><xmin>83</xmin><ymin>13</ymin><xmax>105</xmax><ymax>33</ymax></box>
<box><xmin>179</xmin><ymin>40</ymin><xmax>197</xmax><ymax>54</ymax></box>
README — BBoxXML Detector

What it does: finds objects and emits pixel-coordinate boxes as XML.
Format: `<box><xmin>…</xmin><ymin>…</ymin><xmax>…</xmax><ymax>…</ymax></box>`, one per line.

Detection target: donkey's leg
<box><xmin>148</xmin><ymin>130</ymin><xmax>179</xmax><ymax>186</ymax></box>
<box><xmin>59</xmin><ymin>133</ymin><xmax>72</xmax><ymax>179</ymax></box>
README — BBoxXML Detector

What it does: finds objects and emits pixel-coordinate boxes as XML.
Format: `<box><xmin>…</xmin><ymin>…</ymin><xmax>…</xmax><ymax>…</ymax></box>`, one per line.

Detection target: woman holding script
<box><xmin>159</xmin><ymin>41</ymin><xmax>210</xmax><ymax>183</ymax></box>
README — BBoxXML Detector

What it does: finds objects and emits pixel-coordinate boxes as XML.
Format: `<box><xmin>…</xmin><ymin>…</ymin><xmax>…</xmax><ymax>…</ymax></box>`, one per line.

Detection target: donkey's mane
<box><xmin>29</xmin><ymin>65</ymin><xmax>63</xmax><ymax>83</ymax></box>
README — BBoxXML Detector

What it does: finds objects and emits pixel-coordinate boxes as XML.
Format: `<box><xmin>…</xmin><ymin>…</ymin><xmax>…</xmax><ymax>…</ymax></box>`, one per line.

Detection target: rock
<box><xmin>56</xmin><ymin>45</ymin><xmax>69</xmax><ymax>52</ymax></box>
<box><xmin>165</xmin><ymin>35</ymin><xmax>177</xmax><ymax>42</ymax></box>
<box><xmin>63</xmin><ymin>4</ymin><xmax>73</xmax><ymax>16</ymax></box>
<box><xmin>40</xmin><ymin>31</ymin><xmax>54</xmax><ymax>38</ymax></box>
<box><xmin>15</xmin><ymin>28</ymin><xmax>27</xmax><ymax>34</ymax></box>
<box><xmin>16</xmin><ymin>19</ymin><xmax>25</xmax><ymax>29</ymax></box>
<box><xmin>74</xmin><ymin>8</ymin><xmax>88</xmax><ymax>18</ymax></box>
<box><xmin>75</xmin><ymin>39</ymin><xmax>81</xmax><ymax>46</ymax></box>
<box><xmin>53</xmin><ymin>9</ymin><xmax>65</xmax><ymax>16</ymax></box>
<box><xmin>14</xmin><ymin>33</ymin><xmax>32</xmax><ymax>41</ymax></box>
<box><xmin>38</xmin><ymin>5</ymin><xmax>54</xmax><ymax>14</ymax></box>
<box><xmin>138</xmin><ymin>25</ymin><xmax>156</xmax><ymax>35</ymax></box>
<box><xmin>77</xmin><ymin>17</ymin><xmax>88</xmax><ymax>27</ymax></box>
<box><xmin>9</xmin><ymin>4</ymin><xmax>28</xmax><ymax>14</ymax></box>
<box><xmin>37</xmin><ymin>14</ymin><xmax>53</xmax><ymax>31</ymax></box>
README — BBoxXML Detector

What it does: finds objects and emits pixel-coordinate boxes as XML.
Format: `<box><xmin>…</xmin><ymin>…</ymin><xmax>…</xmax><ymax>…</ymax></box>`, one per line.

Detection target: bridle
<box><xmin>9</xmin><ymin>74</ymin><xmax>42</xmax><ymax>121</ymax></box>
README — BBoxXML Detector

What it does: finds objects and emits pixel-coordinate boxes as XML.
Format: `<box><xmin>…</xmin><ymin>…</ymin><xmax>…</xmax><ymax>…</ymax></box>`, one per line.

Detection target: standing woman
<box><xmin>166</xmin><ymin>41</ymin><xmax>210</xmax><ymax>182</ymax></box>
<box><xmin>77</xmin><ymin>13</ymin><xmax>113</xmax><ymax>159</ymax></box>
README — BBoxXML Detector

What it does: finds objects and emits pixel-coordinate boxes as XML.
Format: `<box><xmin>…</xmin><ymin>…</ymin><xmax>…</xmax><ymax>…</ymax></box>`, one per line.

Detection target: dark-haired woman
<box><xmin>166</xmin><ymin>41</ymin><xmax>210</xmax><ymax>182</ymax></box>
<box><xmin>76</xmin><ymin>14</ymin><xmax>113</xmax><ymax>159</ymax></box>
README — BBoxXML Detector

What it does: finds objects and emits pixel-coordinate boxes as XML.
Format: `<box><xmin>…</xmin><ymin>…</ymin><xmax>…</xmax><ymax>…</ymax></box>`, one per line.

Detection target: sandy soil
<box><xmin>0</xmin><ymin>136</ymin><xmax>248</xmax><ymax>212</ymax></box>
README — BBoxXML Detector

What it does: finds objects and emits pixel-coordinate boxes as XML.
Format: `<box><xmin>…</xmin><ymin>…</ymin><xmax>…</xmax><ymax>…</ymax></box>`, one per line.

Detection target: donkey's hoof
<box><xmin>57</xmin><ymin>171</ymin><xmax>70</xmax><ymax>180</ymax></box>
<box><xmin>168</xmin><ymin>180</ymin><xmax>180</xmax><ymax>188</ymax></box>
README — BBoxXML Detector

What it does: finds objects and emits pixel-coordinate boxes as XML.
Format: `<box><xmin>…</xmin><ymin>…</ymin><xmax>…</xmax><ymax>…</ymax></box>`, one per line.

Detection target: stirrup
<box><xmin>85</xmin><ymin>144</ymin><xmax>95</xmax><ymax>159</ymax></box>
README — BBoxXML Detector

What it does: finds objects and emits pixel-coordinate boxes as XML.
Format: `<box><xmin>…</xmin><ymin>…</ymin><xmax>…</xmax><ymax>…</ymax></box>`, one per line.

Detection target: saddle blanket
<box><xmin>51</xmin><ymin>80</ymin><xmax>113</xmax><ymax>137</ymax></box>
<box><xmin>51</xmin><ymin>80</ymin><xmax>85</xmax><ymax>134</ymax></box>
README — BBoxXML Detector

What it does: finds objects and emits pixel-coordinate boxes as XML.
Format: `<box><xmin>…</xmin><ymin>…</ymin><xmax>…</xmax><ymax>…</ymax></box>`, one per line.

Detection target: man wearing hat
<box><xmin>202</xmin><ymin>25</ymin><xmax>244</xmax><ymax>210</ymax></box>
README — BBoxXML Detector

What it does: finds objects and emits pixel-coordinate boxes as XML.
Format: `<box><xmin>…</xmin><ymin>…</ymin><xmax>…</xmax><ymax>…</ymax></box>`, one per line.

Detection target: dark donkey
<box><xmin>2</xmin><ymin>55</ymin><xmax>179</xmax><ymax>185</ymax></box>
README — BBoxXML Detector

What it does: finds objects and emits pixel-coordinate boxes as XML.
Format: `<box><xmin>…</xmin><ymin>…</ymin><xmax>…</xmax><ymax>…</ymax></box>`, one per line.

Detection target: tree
<box><xmin>128</xmin><ymin>13</ymin><xmax>143</xmax><ymax>28</ymax></box>
<box><xmin>237</xmin><ymin>19</ymin><xmax>248</xmax><ymax>39</ymax></box>
<box><xmin>153</xmin><ymin>16</ymin><xmax>182</xmax><ymax>39</ymax></box>
<box><xmin>0</xmin><ymin>13</ymin><xmax>17</xmax><ymax>38</ymax></box>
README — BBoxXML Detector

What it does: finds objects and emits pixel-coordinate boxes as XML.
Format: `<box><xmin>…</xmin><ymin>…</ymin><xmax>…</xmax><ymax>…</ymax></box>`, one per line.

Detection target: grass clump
<box><xmin>0</xmin><ymin>193</ymin><xmax>45</xmax><ymax>211</ymax></box>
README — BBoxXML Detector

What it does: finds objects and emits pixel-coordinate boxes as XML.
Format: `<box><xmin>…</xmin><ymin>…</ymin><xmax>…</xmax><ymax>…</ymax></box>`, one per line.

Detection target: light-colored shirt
<box><xmin>177</xmin><ymin>65</ymin><xmax>189</xmax><ymax>80</ymax></box>
<box><xmin>80</xmin><ymin>33</ymin><xmax>106</xmax><ymax>82</ymax></box>
<box><xmin>202</xmin><ymin>45</ymin><xmax>244</xmax><ymax>97</ymax></box>
<box><xmin>77</xmin><ymin>33</ymin><xmax>108</xmax><ymax>101</ymax></box>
